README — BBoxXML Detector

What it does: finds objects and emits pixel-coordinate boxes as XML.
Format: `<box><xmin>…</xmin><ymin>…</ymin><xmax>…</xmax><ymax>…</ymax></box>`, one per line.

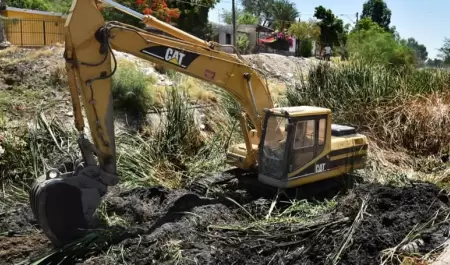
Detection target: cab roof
<box><xmin>269</xmin><ymin>106</ymin><xmax>331</xmax><ymax>117</ymax></box>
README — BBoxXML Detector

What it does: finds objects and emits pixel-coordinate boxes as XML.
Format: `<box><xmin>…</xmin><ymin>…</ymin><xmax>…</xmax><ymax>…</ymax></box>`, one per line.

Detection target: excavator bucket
<box><xmin>29</xmin><ymin>165</ymin><xmax>107</xmax><ymax>247</ymax></box>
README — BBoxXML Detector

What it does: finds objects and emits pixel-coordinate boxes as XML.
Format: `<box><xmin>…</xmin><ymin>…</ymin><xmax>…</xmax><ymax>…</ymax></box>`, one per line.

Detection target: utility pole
<box><xmin>356</xmin><ymin>12</ymin><xmax>359</xmax><ymax>24</ymax></box>
<box><xmin>232</xmin><ymin>0</ymin><xmax>236</xmax><ymax>48</ymax></box>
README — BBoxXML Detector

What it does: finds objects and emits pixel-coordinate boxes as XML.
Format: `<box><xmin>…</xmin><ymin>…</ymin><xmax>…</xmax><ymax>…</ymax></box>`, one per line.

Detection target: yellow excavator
<box><xmin>29</xmin><ymin>0</ymin><xmax>368</xmax><ymax>247</ymax></box>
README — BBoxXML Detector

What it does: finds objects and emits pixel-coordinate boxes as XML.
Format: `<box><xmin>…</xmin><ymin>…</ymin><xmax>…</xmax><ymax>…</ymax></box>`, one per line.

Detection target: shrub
<box><xmin>111</xmin><ymin>60</ymin><xmax>157</xmax><ymax>116</ymax></box>
<box><xmin>347</xmin><ymin>18</ymin><xmax>416</xmax><ymax>68</ymax></box>
<box><xmin>299</xmin><ymin>39</ymin><xmax>313</xmax><ymax>57</ymax></box>
<box><xmin>116</xmin><ymin>87</ymin><xmax>234</xmax><ymax>188</ymax></box>
<box><xmin>237</xmin><ymin>33</ymin><xmax>250</xmax><ymax>54</ymax></box>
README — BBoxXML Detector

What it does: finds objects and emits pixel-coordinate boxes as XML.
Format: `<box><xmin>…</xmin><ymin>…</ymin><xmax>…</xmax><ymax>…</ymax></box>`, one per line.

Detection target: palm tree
<box><xmin>269</xmin><ymin>0</ymin><xmax>298</xmax><ymax>31</ymax></box>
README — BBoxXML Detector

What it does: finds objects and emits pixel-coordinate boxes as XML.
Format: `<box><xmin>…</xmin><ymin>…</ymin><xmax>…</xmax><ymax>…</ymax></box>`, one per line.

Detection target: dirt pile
<box><xmin>1</xmin><ymin>181</ymin><xmax>449</xmax><ymax>265</ymax></box>
<box><xmin>241</xmin><ymin>53</ymin><xmax>321</xmax><ymax>80</ymax></box>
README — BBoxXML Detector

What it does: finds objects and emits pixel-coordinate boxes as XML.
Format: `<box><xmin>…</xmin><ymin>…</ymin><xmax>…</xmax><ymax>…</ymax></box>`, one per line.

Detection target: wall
<box><xmin>211</xmin><ymin>23</ymin><xmax>259</xmax><ymax>53</ymax></box>
<box><xmin>1</xmin><ymin>7</ymin><xmax>66</xmax><ymax>46</ymax></box>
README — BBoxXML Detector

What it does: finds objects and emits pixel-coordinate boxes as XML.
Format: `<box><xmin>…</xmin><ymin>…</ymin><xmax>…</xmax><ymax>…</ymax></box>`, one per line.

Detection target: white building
<box><xmin>210</xmin><ymin>22</ymin><xmax>297</xmax><ymax>55</ymax></box>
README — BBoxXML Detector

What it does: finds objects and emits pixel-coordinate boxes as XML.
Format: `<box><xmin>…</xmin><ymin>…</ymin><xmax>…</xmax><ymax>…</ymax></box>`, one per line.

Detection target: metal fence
<box><xmin>2</xmin><ymin>17</ymin><xmax>65</xmax><ymax>46</ymax></box>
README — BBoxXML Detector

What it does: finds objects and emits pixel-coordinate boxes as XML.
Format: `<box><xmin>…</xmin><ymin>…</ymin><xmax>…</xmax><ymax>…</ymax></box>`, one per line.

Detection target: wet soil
<box><xmin>1</xmin><ymin>181</ymin><xmax>450</xmax><ymax>265</ymax></box>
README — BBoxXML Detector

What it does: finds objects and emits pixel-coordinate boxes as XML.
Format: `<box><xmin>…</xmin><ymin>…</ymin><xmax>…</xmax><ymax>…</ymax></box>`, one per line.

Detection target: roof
<box><xmin>4</xmin><ymin>6</ymin><xmax>67</xmax><ymax>18</ymax></box>
<box><xmin>256</xmin><ymin>25</ymin><xmax>274</xmax><ymax>33</ymax></box>
<box><xmin>270</xmin><ymin>106</ymin><xmax>331</xmax><ymax>117</ymax></box>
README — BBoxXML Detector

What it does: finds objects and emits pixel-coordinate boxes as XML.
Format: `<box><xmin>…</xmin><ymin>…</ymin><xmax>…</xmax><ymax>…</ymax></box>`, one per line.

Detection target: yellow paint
<box><xmin>1</xmin><ymin>8</ymin><xmax>66</xmax><ymax>46</ymax></box>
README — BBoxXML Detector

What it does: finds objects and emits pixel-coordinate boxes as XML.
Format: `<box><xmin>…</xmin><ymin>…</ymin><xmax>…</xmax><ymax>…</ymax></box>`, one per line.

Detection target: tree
<box><xmin>240</xmin><ymin>0</ymin><xmax>273</xmax><ymax>24</ymax></box>
<box><xmin>353</xmin><ymin>17</ymin><xmax>385</xmax><ymax>33</ymax></box>
<box><xmin>100</xmin><ymin>0</ymin><xmax>180</xmax><ymax>28</ymax></box>
<box><xmin>426</xmin><ymin>58</ymin><xmax>444</xmax><ymax>68</ymax></box>
<box><xmin>269</xmin><ymin>0</ymin><xmax>298</xmax><ymax>30</ymax></box>
<box><xmin>347</xmin><ymin>18</ymin><xmax>416</xmax><ymax>68</ymax></box>
<box><xmin>239</xmin><ymin>0</ymin><xmax>297</xmax><ymax>30</ymax></box>
<box><xmin>360</xmin><ymin>0</ymin><xmax>392</xmax><ymax>32</ymax></box>
<box><xmin>287</xmin><ymin>19</ymin><xmax>320</xmax><ymax>41</ymax></box>
<box><xmin>288</xmin><ymin>20</ymin><xmax>320</xmax><ymax>58</ymax></box>
<box><xmin>404</xmin><ymin>37</ymin><xmax>428</xmax><ymax>63</ymax></box>
<box><xmin>438</xmin><ymin>38</ymin><xmax>450</xmax><ymax>65</ymax></box>
<box><xmin>313</xmin><ymin>6</ymin><xmax>344</xmax><ymax>47</ymax></box>
<box><xmin>166</xmin><ymin>0</ymin><xmax>219</xmax><ymax>38</ymax></box>
<box><xmin>220</xmin><ymin>8</ymin><xmax>258</xmax><ymax>25</ymax></box>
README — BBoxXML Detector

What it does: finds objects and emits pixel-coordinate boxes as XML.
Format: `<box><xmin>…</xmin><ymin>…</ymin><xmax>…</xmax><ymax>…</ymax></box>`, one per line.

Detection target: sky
<box><xmin>208</xmin><ymin>0</ymin><xmax>447</xmax><ymax>59</ymax></box>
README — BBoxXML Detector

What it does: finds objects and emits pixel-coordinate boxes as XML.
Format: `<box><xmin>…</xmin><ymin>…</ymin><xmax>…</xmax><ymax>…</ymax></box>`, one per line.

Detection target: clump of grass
<box><xmin>287</xmin><ymin>61</ymin><xmax>450</xmax><ymax>156</ymax></box>
<box><xmin>1</xmin><ymin>110</ymin><xmax>79</xmax><ymax>208</ymax></box>
<box><xmin>116</xmin><ymin>86</ymin><xmax>236</xmax><ymax>189</ymax></box>
<box><xmin>112</xmin><ymin>59</ymin><xmax>158</xmax><ymax>116</ymax></box>
<box><xmin>49</xmin><ymin>62</ymin><xmax>67</xmax><ymax>88</ymax></box>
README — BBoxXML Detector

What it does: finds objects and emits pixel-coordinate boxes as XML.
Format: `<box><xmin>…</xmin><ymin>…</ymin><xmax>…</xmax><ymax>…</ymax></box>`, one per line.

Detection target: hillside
<box><xmin>2</xmin><ymin>46</ymin><xmax>450</xmax><ymax>265</ymax></box>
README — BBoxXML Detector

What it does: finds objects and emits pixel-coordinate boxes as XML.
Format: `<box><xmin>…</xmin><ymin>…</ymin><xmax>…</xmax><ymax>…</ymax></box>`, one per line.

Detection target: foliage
<box><xmin>360</xmin><ymin>0</ymin><xmax>392</xmax><ymax>32</ymax></box>
<box><xmin>5</xmin><ymin>0</ymin><xmax>71</xmax><ymax>13</ymax></box>
<box><xmin>403</xmin><ymin>37</ymin><xmax>428</xmax><ymax>64</ymax></box>
<box><xmin>353</xmin><ymin>17</ymin><xmax>385</xmax><ymax>33</ymax></box>
<box><xmin>438</xmin><ymin>38</ymin><xmax>450</xmax><ymax>65</ymax></box>
<box><xmin>426</xmin><ymin>58</ymin><xmax>444</xmax><ymax>68</ymax></box>
<box><xmin>101</xmin><ymin>0</ymin><xmax>180</xmax><ymax>27</ymax></box>
<box><xmin>348</xmin><ymin>18</ymin><xmax>416</xmax><ymax>68</ymax></box>
<box><xmin>239</xmin><ymin>0</ymin><xmax>298</xmax><ymax>30</ymax></box>
<box><xmin>298</xmin><ymin>38</ymin><xmax>312</xmax><ymax>57</ymax></box>
<box><xmin>111</xmin><ymin>60</ymin><xmax>157</xmax><ymax>116</ymax></box>
<box><xmin>220</xmin><ymin>8</ymin><xmax>258</xmax><ymax>25</ymax></box>
<box><xmin>287</xmin><ymin>61</ymin><xmax>450</xmax><ymax>156</ymax></box>
<box><xmin>287</xmin><ymin>19</ymin><xmax>320</xmax><ymax>41</ymax></box>
<box><xmin>237</xmin><ymin>33</ymin><xmax>250</xmax><ymax>54</ymax></box>
<box><xmin>240</xmin><ymin>0</ymin><xmax>272</xmax><ymax>17</ymax></box>
<box><xmin>313</xmin><ymin>5</ymin><xmax>344</xmax><ymax>47</ymax></box>
<box><xmin>269</xmin><ymin>0</ymin><xmax>298</xmax><ymax>30</ymax></box>
<box><xmin>166</xmin><ymin>0</ymin><xmax>219</xmax><ymax>38</ymax></box>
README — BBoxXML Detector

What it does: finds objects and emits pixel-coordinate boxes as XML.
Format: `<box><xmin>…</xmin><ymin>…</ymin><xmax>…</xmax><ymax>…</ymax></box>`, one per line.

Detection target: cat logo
<box><xmin>164</xmin><ymin>48</ymin><xmax>186</xmax><ymax>68</ymax></box>
<box><xmin>315</xmin><ymin>163</ymin><xmax>326</xmax><ymax>173</ymax></box>
<box><xmin>140</xmin><ymin>45</ymin><xmax>199</xmax><ymax>69</ymax></box>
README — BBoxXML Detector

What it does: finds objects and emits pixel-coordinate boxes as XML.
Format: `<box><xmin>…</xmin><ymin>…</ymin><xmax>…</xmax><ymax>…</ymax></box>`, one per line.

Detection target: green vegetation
<box><xmin>5</xmin><ymin>0</ymin><xmax>71</xmax><ymax>13</ymax></box>
<box><xmin>347</xmin><ymin>18</ymin><xmax>416</xmax><ymax>68</ymax></box>
<box><xmin>111</xmin><ymin>60</ymin><xmax>158</xmax><ymax>116</ymax></box>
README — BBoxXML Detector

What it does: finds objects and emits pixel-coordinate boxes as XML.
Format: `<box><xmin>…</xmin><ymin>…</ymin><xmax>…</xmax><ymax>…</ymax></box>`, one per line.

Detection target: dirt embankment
<box><xmin>1</xmin><ymin>181</ymin><xmax>449</xmax><ymax>265</ymax></box>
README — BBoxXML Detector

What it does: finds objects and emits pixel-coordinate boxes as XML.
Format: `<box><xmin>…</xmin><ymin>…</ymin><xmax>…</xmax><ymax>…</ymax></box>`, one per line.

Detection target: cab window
<box><xmin>293</xmin><ymin>120</ymin><xmax>315</xmax><ymax>149</ymax></box>
<box><xmin>290</xmin><ymin>118</ymin><xmax>327</xmax><ymax>172</ymax></box>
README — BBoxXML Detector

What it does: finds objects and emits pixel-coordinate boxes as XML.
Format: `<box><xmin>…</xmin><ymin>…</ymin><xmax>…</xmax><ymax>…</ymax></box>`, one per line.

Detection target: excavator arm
<box><xmin>30</xmin><ymin>0</ymin><xmax>277</xmax><ymax>247</ymax></box>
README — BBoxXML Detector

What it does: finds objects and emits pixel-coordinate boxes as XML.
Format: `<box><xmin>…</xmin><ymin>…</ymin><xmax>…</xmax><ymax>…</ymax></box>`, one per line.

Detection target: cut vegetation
<box><xmin>2</xmin><ymin>46</ymin><xmax>450</xmax><ymax>265</ymax></box>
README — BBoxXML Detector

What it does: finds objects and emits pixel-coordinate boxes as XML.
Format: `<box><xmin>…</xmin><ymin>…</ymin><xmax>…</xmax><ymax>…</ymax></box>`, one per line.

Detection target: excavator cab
<box><xmin>257</xmin><ymin>106</ymin><xmax>364</xmax><ymax>188</ymax></box>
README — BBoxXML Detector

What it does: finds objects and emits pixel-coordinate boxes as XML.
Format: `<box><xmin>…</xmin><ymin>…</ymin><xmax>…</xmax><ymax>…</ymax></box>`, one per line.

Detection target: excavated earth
<box><xmin>1</xmin><ymin>180</ymin><xmax>450</xmax><ymax>265</ymax></box>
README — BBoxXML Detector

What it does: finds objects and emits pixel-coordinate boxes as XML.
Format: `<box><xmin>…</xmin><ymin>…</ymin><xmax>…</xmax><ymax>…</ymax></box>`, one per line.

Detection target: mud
<box><xmin>1</xmin><ymin>181</ymin><xmax>450</xmax><ymax>265</ymax></box>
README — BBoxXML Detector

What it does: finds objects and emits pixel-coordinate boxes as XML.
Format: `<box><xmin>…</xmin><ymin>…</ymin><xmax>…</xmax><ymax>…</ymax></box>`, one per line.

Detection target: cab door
<box><xmin>288</xmin><ymin>116</ymin><xmax>327</xmax><ymax>175</ymax></box>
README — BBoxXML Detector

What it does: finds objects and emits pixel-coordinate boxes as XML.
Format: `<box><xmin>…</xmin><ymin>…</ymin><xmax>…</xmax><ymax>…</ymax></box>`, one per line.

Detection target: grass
<box><xmin>111</xmin><ymin>59</ymin><xmax>158</xmax><ymax>116</ymax></box>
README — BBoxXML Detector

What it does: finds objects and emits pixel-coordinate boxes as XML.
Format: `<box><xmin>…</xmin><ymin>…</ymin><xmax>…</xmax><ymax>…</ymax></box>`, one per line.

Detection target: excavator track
<box><xmin>188</xmin><ymin>168</ymin><xmax>248</xmax><ymax>196</ymax></box>
<box><xmin>189</xmin><ymin>167</ymin><xmax>360</xmax><ymax>202</ymax></box>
